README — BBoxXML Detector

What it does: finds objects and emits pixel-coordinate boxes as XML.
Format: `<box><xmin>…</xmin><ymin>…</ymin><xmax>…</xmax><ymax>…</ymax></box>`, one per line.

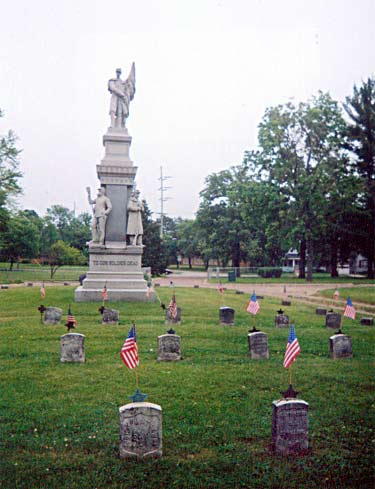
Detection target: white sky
<box><xmin>1</xmin><ymin>0</ymin><xmax>374</xmax><ymax>219</ymax></box>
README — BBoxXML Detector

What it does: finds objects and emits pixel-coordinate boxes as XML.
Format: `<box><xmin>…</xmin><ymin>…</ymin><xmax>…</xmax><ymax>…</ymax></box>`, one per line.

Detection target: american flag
<box><xmin>344</xmin><ymin>297</ymin><xmax>356</xmax><ymax>320</ymax></box>
<box><xmin>283</xmin><ymin>324</ymin><xmax>301</xmax><ymax>368</ymax></box>
<box><xmin>67</xmin><ymin>306</ymin><xmax>77</xmax><ymax>325</ymax></box>
<box><xmin>169</xmin><ymin>293</ymin><xmax>178</xmax><ymax>319</ymax></box>
<box><xmin>101</xmin><ymin>284</ymin><xmax>108</xmax><ymax>301</ymax></box>
<box><xmin>246</xmin><ymin>292</ymin><xmax>260</xmax><ymax>315</ymax></box>
<box><xmin>40</xmin><ymin>283</ymin><xmax>45</xmax><ymax>300</ymax></box>
<box><xmin>120</xmin><ymin>323</ymin><xmax>139</xmax><ymax>369</ymax></box>
<box><xmin>333</xmin><ymin>287</ymin><xmax>340</xmax><ymax>300</ymax></box>
<box><xmin>217</xmin><ymin>282</ymin><xmax>224</xmax><ymax>295</ymax></box>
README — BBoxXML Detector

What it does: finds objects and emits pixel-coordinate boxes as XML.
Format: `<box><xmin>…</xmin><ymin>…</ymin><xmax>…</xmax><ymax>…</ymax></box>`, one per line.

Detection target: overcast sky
<box><xmin>1</xmin><ymin>0</ymin><xmax>374</xmax><ymax>220</ymax></box>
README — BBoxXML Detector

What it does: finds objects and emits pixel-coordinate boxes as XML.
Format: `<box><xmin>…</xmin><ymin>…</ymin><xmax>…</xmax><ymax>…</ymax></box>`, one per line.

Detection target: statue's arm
<box><xmin>86</xmin><ymin>187</ymin><xmax>95</xmax><ymax>205</ymax></box>
<box><xmin>105</xmin><ymin>198</ymin><xmax>112</xmax><ymax>215</ymax></box>
<box><xmin>108</xmin><ymin>79</ymin><xmax>125</xmax><ymax>98</ymax></box>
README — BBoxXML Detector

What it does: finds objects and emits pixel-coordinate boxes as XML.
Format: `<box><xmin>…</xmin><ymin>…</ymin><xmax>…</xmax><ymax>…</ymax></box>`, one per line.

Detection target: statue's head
<box><xmin>116</xmin><ymin>68</ymin><xmax>122</xmax><ymax>78</ymax></box>
<box><xmin>98</xmin><ymin>187</ymin><xmax>105</xmax><ymax>196</ymax></box>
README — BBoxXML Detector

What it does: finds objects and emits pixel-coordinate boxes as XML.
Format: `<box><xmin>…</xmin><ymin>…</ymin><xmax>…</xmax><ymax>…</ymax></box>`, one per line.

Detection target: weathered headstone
<box><xmin>102</xmin><ymin>308</ymin><xmax>119</xmax><ymax>325</ymax></box>
<box><xmin>360</xmin><ymin>317</ymin><xmax>374</xmax><ymax>326</ymax></box>
<box><xmin>119</xmin><ymin>402</ymin><xmax>162</xmax><ymax>458</ymax></box>
<box><xmin>219</xmin><ymin>306</ymin><xmax>235</xmax><ymax>325</ymax></box>
<box><xmin>60</xmin><ymin>333</ymin><xmax>85</xmax><ymax>363</ymax></box>
<box><xmin>235</xmin><ymin>290</ymin><xmax>244</xmax><ymax>295</ymax></box>
<box><xmin>315</xmin><ymin>307</ymin><xmax>327</xmax><ymax>316</ymax></box>
<box><xmin>275</xmin><ymin>312</ymin><xmax>289</xmax><ymax>328</ymax></box>
<box><xmin>44</xmin><ymin>307</ymin><xmax>63</xmax><ymax>325</ymax></box>
<box><xmin>193</xmin><ymin>285</ymin><xmax>199</xmax><ymax>288</ymax></box>
<box><xmin>330</xmin><ymin>334</ymin><xmax>353</xmax><ymax>359</ymax></box>
<box><xmin>1</xmin><ymin>285</ymin><xmax>9</xmax><ymax>289</ymax></box>
<box><xmin>157</xmin><ymin>333</ymin><xmax>181</xmax><ymax>361</ymax></box>
<box><xmin>325</xmin><ymin>312</ymin><xmax>341</xmax><ymax>329</ymax></box>
<box><xmin>272</xmin><ymin>399</ymin><xmax>309</xmax><ymax>455</ymax></box>
<box><xmin>281</xmin><ymin>300</ymin><xmax>291</xmax><ymax>306</ymax></box>
<box><xmin>248</xmin><ymin>331</ymin><xmax>269</xmax><ymax>359</ymax></box>
<box><xmin>165</xmin><ymin>307</ymin><xmax>182</xmax><ymax>324</ymax></box>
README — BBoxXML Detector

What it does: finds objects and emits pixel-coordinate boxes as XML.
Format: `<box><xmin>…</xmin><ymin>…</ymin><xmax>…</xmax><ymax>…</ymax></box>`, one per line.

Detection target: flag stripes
<box><xmin>120</xmin><ymin>324</ymin><xmax>139</xmax><ymax>369</ymax></box>
<box><xmin>283</xmin><ymin>325</ymin><xmax>301</xmax><ymax>368</ymax></box>
<box><xmin>246</xmin><ymin>292</ymin><xmax>260</xmax><ymax>315</ymax></box>
<box><xmin>344</xmin><ymin>297</ymin><xmax>356</xmax><ymax>319</ymax></box>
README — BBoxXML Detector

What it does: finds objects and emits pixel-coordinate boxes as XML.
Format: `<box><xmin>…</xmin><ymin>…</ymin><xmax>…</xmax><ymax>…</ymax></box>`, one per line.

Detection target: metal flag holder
<box><xmin>127</xmin><ymin>320</ymin><xmax>148</xmax><ymax>403</ymax></box>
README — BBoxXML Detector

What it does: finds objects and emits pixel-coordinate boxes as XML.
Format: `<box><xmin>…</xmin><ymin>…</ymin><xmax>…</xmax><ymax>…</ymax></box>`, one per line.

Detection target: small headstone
<box><xmin>281</xmin><ymin>300</ymin><xmax>291</xmax><ymax>306</ymax></box>
<box><xmin>27</xmin><ymin>282</ymin><xmax>33</xmax><ymax>287</ymax></box>
<box><xmin>330</xmin><ymin>334</ymin><xmax>353</xmax><ymax>359</ymax></box>
<box><xmin>325</xmin><ymin>312</ymin><xmax>341</xmax><ymax>329</ymax></box>
<box><xmin>165</xmin><ymin>307</ymin><xmax>182</xmax><ymax>324</ymax></box>
<box><xmin>257</xmin><ymin>295</ymin><xmax>264</xmax><ymax>299</ymax></box>
<box><xmin>275</xmin><ymin>313</ymin><xmax>289</xmax><ymax>328</ymax></box>
<box><xmin>360</xmin><ymin>317</ymin><xmax>374</xmax><ymax>326</ymax></box>
<box><xmin>219</xmin><ymin>306</ymin><xmax>235</xmax><ymax>325</ymax></box>
<box><xmin>44</xmin><ymin>307</ymin><xmax>63</xmax><ymax>325</ymax></box>
<box><xmin>193</xmin><ymin>285</ymin><xmax>199</xmax><ymax>288</ymax></box>
<box><xmin>60</xmin><ymin>333</ymin><xmax>85</xmax><ymax>363</ymax></box>
<box><xmin>315</xmin><ymin>308</ymin><xmax>327</xmax><ymax>315</ymax></box>
<box><xmin>155</xmin><ymin>283</ymin><xmax>161</xmax><ymax>287</ymax></box>
<box><xmin>248</xmin><ymin>331</ymin><xmax>269</xmax><ymax>359</ymax></box>
<box><xmin>119</xmin><ymin>402</ymin><xmax>162</xmax><ymax>458</ymax></box>
<box><xmin>157</xmin><ymin>333</ymin><xmax>181</xmax><ymax>361</ymax></box>
<box><xmin>272</xmin><ymin>399</ymin><xmax>309</xmax><ymax>455</ymax></box>
<box><xmin>1</xmin><ymin>285</ymin><xmax>9</xmax><ymax>289</ymax></box>
<box><xmin>64</xmin><ymin>282</ymin><xmax>69</xmax><ymax>286</ymax></box>
<box><xmin>102</xmin><ymin>308</ymin><xmax>119</xmax><ymax>325</ymax></box>
<box><xmin>235</xmin><ymin>290</ymin><xmax>244</xmax><ymax>295</ymax></box>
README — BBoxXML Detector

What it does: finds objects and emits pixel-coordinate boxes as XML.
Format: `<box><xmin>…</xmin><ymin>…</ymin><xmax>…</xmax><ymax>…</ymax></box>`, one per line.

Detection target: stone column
<box><xmin>248</xmin><ymin>331</ymin><xmax>269</xmax><ymax>359</ymax></box>
<box><xmin>272</xmin><ymin>399</ymin><xmax>309</xmax><ymax>455</ymax></box>
<box><xmin>330</xmin><ymin>334</ymin><xmax>353</xmax><ymax>359</ymax></box>
<box><xmin>219</xmin><ymin>307</ymin><xmax>235</xmax><ymax>325</ymax></box>
<box><xmin>60</xmin><ymin>333</ymin><xmax>85</xmax><ymax>363</ymax></box>
<box><xmin>119</xmin><ymin>402</ymin><xmax>162</xmax><ymax>458</ymax></box>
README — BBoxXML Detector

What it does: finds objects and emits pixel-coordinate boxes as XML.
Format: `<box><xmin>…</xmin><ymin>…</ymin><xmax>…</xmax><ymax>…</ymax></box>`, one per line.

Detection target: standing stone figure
<box><xmin>87</xmin><ymin>187</ymin><xmax>112</xmax><ymax>245</ymax></box>
<box><xmin>108</xmin><ymin>64</ymin><xmax>136</xmax><ymax>128</ymax></box>
<box><xmin>127</xmin><ymin>190</ymin><xmax>143</xmax><ymax>246</ymax></box>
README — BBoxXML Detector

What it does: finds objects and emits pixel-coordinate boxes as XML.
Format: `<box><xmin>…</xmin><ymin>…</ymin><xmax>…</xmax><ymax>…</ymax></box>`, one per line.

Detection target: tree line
<box><xmin>1</xmin><ymin>78</ymin><xmax>374</xmax><ymax>280</ymax></box>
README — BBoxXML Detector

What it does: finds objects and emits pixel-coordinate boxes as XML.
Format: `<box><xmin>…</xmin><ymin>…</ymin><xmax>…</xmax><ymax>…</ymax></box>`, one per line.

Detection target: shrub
<box><xmin>257</xmin><ymin>267</ymin><xmax>282</xmax><ymax>278</ymax></box>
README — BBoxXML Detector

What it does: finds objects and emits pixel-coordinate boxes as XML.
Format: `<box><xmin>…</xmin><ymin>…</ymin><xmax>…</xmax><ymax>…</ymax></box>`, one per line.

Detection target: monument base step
<box><xmin>74</xmin><ymin>287</ymin><xmax>156</xmax><ymax>302</ymax></box>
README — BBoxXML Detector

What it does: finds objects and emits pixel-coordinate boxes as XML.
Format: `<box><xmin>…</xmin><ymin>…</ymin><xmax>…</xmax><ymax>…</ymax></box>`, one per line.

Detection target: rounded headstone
<box><xmin>315</xmin><ymin>308</ymin><xmax>327</xmax><ymax>316</ymax></box>
<box><xmin>272</xmin><ymin>399</ymin><xmax>309</xmax><ymax>455</ymax></box>
<box><xmin>281</xmin><ymin>300</ymin><xmax>291</xmax><ymax>306</ymax></box>
<box><xmin>248</xmin><ymin>331</ymin><xmax>269</xmax><ymax>359</ymax></box>
<box><xmin>329</xmin><ymin>334</ymin><xmax>353</xmax><ymax>359</ymax></box>
<box><xmin>119</xmin><ymin>402</ymin><xmax>162</xmax><ymax>458</ymax></box>
<box><xmin>157</xmin><ymin>334</ymin><xmax>181</xmax><ymax>361</ymax></box>
<box><xmin>44</xmin><ymin>307</ymin><xmax>63</xmax><ymax>325</ymax></box>
<box><xmin>360</xmin><ymin>317</ymin><xmax>373</xmax><ymax>326</ymax></box>
<box><xmin>60</xmin><ymin>333</ymin><xmax>85</xmax><ymax>363</ymax></box>
<box><xmin>102</xmin><ymin>308</ymin><xmax>119</xmax><ymax>324</ymax></box>
<box><xmin>326</xmin><ymin>312</ymin><xmax>342</xmax><ymax>329</ymax></box>
<box><xmin>219</xmin><ymin>306</ymin><xmax>235</xmax><ymax>325</ymax></box>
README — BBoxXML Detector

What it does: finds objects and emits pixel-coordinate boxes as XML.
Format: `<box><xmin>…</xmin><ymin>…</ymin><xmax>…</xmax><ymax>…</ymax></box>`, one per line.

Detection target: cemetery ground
<box><xmin>0</xmin><ymin>286</ymin><xmax>374</xmax><ymax>488</ymax></box>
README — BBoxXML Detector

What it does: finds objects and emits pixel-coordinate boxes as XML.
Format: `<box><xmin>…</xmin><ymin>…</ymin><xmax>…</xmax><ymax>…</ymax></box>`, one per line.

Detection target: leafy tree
<box><xmin>142</xmin><ymin>201</ymin><xmax>168</xmax><ymax>275</ymax></box>
<box><xmin>45</xmin><ymin>206</ymin><xmax>91</xmax><ymax>252</ymax></box>
<box><xmin>344</xmin><ymin>78</ymin><xmax>375</xmax><ymax>278</ymax></box>
<box><xmin>48</xmin><ymin>240</ymin><xmax>86</xmax><ymax>278</ymax></box>
<box><xmin>1</xmin><ymin>214</ymin><xmax>40</xmax><ymax>269</ymax></box>
<box><xmin>176</xmin><ymin>219</ymin><xmax>200</xmax><ymax>269</ymax></box>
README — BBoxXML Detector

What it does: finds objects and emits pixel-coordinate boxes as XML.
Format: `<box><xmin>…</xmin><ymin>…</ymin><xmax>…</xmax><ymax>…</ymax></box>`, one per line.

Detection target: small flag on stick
<box><xmin>67</xmin><ymin>306</ymin><xmax>77</xmax><ymax>325</ymax></box>
<box><xmin>146</xmin><ymin>282</ymin><xmax>154</xmax><ymax>298</ymax></box>
<box><xmin>333</xmin><ymin>287</ymin><xmax>340</xmax><ymax>300</ymax></box>
<box><xmin>40</xmin><ymin>283</ymin><xmax>46</xmax><ymax>300</ymax></box>
<box><xmin>283</xmin><ymin>325</ymin><xmax>301</xmax><ymax>368</ymax></box>
<box><xmin>101</xmin><ymin>283</ymin><xmax>108</xmax><ymax>302</ymax></box>
<box><xmin>217</xmin><ymin>282</ymin><xmax>224</xmax><ymax>295</ymax></box>
<box><xmin>169</xmin><ymin>292</ymin><xmax>178</xmax><ymax>320</ymax></box>
<box><xmin>120</xmin><ymin>323</ymin><xmax>139</xmax><ymax>369</ymax></box>
<box><xmin>246</xmin><ymin>292</ymin><xmax>260</xmax><ymax>315</ymax></box>
<box><xmin>343</xmin><ymin>297</ymin><xmax>356</xmax><ymax>320</ymax></box>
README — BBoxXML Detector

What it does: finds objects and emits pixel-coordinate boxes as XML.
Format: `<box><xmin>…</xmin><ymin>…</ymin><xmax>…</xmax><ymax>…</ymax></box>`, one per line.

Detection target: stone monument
<box><xmin>119</xmin><ymin>402</ymin><xmax>162</xmax><ymax>458</ymax></box>
<box><xmin>75</xmin><ymin>63</ymin><xmax>153</xmax><ymax>302</ymax></box>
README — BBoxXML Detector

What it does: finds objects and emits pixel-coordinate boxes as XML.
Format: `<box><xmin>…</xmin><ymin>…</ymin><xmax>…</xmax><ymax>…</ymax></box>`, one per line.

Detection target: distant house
<box><xmin>282</xmin><ymin>249</ymin><xmax>300</xmax><ymax>272</ymax></box>
<box><xmin>349</xmin><ymin>254</ymin><xmax>368</xmax><ymax>274</ymax></box>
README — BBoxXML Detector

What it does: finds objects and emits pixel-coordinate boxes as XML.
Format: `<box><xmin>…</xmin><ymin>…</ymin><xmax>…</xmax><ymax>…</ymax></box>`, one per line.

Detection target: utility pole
<box><xmin>158</xmin><ymin>166</ymin><xmax>172</xmax><ymax>238</ymax></box>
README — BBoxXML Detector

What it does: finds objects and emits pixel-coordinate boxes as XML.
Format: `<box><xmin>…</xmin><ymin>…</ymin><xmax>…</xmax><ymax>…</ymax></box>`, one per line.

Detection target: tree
<box><xmin>2</xmin><ymin>214</ymin><xmax>40</xmax><ymax>269</ymax></box>
<box><xmin>176</xmin><ymin>219</ymin><xmax>200</xmax><ymax>269</ymax></box>
<box><xmin>344</xmin><ymin>78</ymin><xmax>375</xmax><ymax>278</ymax></box>
<box><xmin>45</xmin><ymin>206</ymin><xmax>91</xmax><ymax>252</ymax></box>
<box><xmin>48</xmin><ymin>240</ymin><xmax>86</xmax><ymax>278</ymax></box>
<box><xmin>141</xmin><ymin>201</ymin><xmax>168</xmax><ymax>275</ymax></box>
<box><xmin>256</xmin><ymin>92</ymin><xmax>348</xmax><ymax>280</ymax></box>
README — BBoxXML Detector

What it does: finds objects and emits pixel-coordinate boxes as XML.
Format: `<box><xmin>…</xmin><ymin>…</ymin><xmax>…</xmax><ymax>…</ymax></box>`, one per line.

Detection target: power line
<box><xmin>158</xmin><ymin>165</ymin><xmax>172</xmax><ymax>238</ymax></box>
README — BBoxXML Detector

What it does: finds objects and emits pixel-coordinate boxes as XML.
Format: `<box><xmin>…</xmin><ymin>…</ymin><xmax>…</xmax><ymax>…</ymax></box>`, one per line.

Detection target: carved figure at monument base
<box><xmin>127</xmin><ymin>190</ymin><xmax>143</xmax><ymax>246</ymax></box>
<box><xmin>87</xmin><ymin>187</ymin><xmax>112</xmax><ymax>245</ymax></box>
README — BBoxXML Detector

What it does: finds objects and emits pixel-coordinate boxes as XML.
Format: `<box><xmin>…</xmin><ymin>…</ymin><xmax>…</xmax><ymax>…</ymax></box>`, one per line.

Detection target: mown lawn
<box><xmin>317</xmin><ymin>286</ymin><xmax>375</xmax><ymax>305</ymax></box>
<box><xmin>210</xmin><ymin>274</ymin><xmax>375</xmax><ymax>285</ymax></box>
<box><xmin>0</xmin><ymin>286</ymin><xmax>374</xmax><ymax>488</ymax></box>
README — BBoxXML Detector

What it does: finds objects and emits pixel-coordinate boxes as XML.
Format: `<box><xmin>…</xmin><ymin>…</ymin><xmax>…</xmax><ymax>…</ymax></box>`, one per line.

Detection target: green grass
<box><xmin>210</xmin><ymin>273</ymin><xmax>375</xmax><ymax>284</ymax></box>
<box><xmin>317</xmin><ymin>286</ymin><xmax>375</xmax><ymax>305</ymax></box>
<box><xmin>0</xmin><ymin>265</ymin><xmax>88</xmax><ymax>284</ymax></box>
<box><xmin>0</xmin><ymin>287</ymin><xmax>374</xmax><ymax>488</ymax></box>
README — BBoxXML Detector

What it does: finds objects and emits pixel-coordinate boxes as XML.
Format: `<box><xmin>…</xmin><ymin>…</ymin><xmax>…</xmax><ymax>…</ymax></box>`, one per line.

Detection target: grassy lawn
<box><xmin>0</xmin><ymin>265</ymin><xmax>88</xmax><ymax>284</ymax></box>
<box><xmin>210</xmin><ymin>273</ymin><xmax>375</xmax><ymax>284</ymax></box>
<box><xmin>317</xmin><ymin>286</ymin><xmax>375</xmax><ymax>305</ymax></box>
<box><xmin>0</xmin><ymin>287</ymin><xmax>374</xmax><ymax>488</ymax></box>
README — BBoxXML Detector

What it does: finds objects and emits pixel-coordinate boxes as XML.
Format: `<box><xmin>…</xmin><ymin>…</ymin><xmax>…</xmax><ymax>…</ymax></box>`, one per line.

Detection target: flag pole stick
<box><xmin>289</xmin><ymin>363</ymin><xmax>293</xmax><ymax>386</ymax></box>
<box><xmin>135</xmin><ymin>366</ymin><xmax>139</xmax><ymax>389</ymax></box>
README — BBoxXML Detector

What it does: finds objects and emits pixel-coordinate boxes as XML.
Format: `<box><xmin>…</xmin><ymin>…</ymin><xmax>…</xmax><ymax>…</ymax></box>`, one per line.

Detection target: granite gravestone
<box><xmin>219</xmin><ymin>306</ymin><xmax>235</xmax><ymax>325</ymax></box>
<box><xmin>329</xmin><ymin>334</ymin><xmax>353</xmax><ymax>359</ymax></box>
<box><xmin>75</xmin><ymin>64</ymin><xmax>153</xmax><ymax>303</ymax></box>
<box><xmin>360</xmin><ymin>317</ymin><xmax>374</xmax><ymax>326</ymax></box>
<box><xmin>281</xmin><ymin>300</ymin><xmax>291</xmax><ymax>306</ymax></box>
<box><xmin>60</xmin><ymin>333</ymin><xmax>85</xmax><ymax>363</ymax></box>
<box><xmin>165</xmin><ymin>307</ymin><xmax>182</xmax><ymax>325</ymax></box>
<box><xmin>102</xmin><ymin>308</ymin><xmax>119</xmax><ymax>324</ymax></box>
<box><xmin>248</xmin><ymin>331</ymin><xmax>269</xmax><ymax>359</ymax></box>
<box><xmin>272</xmin><ymin>399</ymin><xmax>309</xmax><ymax>455</ymax></box>
<box><xmin>275</xmin><ymin>312</ymin><xmax>289</xmax><ymax>328</ymax></box>
<box><xmin>44</xmin><ymin>307</ymin><xmax>63</xmax><ymax>325</ymax></box>
<box><xmin>157</xmin><ymin>333</ymin><xmax>181</xmax><ymax>361</ymax></box>
<box><xmin>119</xmin><ymin>402</ymin><xmax>162</xmax><ymax>458</ymax></box>
<box><xmin>325</xmin><ymin>312</ymin><xmax>342</xmax><ymax>329</ymax></box>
